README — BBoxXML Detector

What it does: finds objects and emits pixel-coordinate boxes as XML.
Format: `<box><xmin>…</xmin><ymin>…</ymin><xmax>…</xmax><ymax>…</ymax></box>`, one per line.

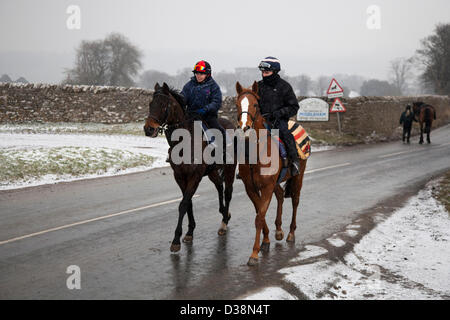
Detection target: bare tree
<box><xmin>104</xmin><ymin>33</ymin><xmax>142</xmax><ymax>86</ymax></box>
<box><xmin>415</xmin><ymin>23</ymin><xmax>450</xmax><ymax>95</ymax></box>
<box><xmin>65</xmin><ymin>40</ymin><xmax>109</xmax><ymax>85</ymax></box>
<box><xmin>389</xmin><ymin>57</ymin><xmax>413</xmax><ymax>95</ymax></box>
<box><xmin>64</xmin><ymin>33</ymin><xmax>142</xmax><ymax>86</ymax></box>
<box><xmin>360</xmin><ymin>79</ymin><xmax>397</xmax><ymax>96</ymax></box>
<box><xmin>314</xmin><ymin>76</ymin><xmax>331</xmax><ymax>96</ymax></box>
<box><xmin>139</xmin><ymin>70</ymin><xmax>173</xmax><ymax>89</ymax></box>
<box><xmin>288</xmin><ymin>74</ymin><xmax>312</xmax><ymax>96</ymax></box>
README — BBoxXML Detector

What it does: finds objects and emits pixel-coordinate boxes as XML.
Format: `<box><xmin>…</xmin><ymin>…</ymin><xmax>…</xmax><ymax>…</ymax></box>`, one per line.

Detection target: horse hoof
<box><xmin>170</xmin><ymin>244</ymin><xmax>181</xmax><ymax>252</ymax></box>
<box><xmin>260</xmin><ymin>242</ymin><xmax>270</xmax><ymax>252</ymax></box>
<box><xmin>286</xmin><ymin>233</ymin><xmax>295</xmax><ymax>243</ymax></box>
<box><xmin>275</xmin><ymin>230</ymin><xmax>284</xmax><ymax>241</ymax></box>
<box><xmin>247</xmin><ymin>257</ymin><xmax>259</xmax><ymax>266</ymax></box>
<box><xmin>218</xmin><ymin>221</ymin><xmax>228</xmax><ymax>236</ymax></box>
<box><xmin>182</xmin><ymin>235</ymin><xmax>193</xmax><ymax>243</ymax></box>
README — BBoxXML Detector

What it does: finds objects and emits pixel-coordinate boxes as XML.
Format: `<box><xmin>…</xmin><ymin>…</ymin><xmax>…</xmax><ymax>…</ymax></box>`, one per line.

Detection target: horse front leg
<box><xmin>171</xmin><ymin>176</ymin><xmax>201</xmax><ymax>252</ymax></box>
<box><xmin>208</xmin><ymin>169</ymin><xmax>228</xmax><ymax>236</ymax></box>
<box><xmin>248</xmin><ymin>185</ymin><xmax>274</xmax><ymax>266</ymax></box>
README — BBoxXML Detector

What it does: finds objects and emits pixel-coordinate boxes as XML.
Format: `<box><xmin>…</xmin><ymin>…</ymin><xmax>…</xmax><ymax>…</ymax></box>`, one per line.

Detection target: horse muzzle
<box><xmin>144</xmin><ymin>118</ymin><xmax>160</xmax><ymax>138</ymax></box>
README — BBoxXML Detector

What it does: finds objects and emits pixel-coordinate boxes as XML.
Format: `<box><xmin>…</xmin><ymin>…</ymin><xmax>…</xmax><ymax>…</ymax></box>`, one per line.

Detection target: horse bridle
<box><xmin>147</xmin><ymin>92</ymin><xmax>174</xmax><ymax>134</ymax></box>
<box><xmin>237</xmin><ymin>91</ymin><xmax>272</xmax><ymax>129</ymax></box>
<box><xmin>237</xmin><ymin>92</ymin><xmax>260</xmax><ymax>128</ymax></box>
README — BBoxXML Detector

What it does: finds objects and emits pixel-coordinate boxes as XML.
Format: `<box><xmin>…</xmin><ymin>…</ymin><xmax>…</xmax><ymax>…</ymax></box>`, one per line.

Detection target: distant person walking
<box><xmin>399</xmin><ymin>105</ymin><xmax>416</xmax><ymax>143</ymax></box>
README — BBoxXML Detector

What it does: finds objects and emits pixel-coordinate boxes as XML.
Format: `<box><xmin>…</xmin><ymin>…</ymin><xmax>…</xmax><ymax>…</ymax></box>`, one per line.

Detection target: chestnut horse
<box><xmin>144</xmin><ymin>82</ymin><xmax>237</xmax><ymax>252</ymax></box>
<box><xmin>412</xmin><ymin>101</ymin><xmax>436</xmax><ymax>144</ymax></box>
<box><xmin>235</xmin><ymin>81</ymin><xmax>308</xmax><ymax>266</ymax></box>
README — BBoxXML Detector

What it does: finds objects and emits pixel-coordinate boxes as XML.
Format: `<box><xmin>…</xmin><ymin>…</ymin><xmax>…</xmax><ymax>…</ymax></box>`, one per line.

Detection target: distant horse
<box><xmin>412</xmin><ymin>101</ymin><xmax>436</xmax><ymax>144</ymax></box>
<box><xmin>144</xmin><ymin>82</ymin><xmax>237</xmax><ymax>252</ymax></box>
<box><xmin>235</xmin><ymin>81</ymin><xmax>308</xmax><ymax>266</ymax></box>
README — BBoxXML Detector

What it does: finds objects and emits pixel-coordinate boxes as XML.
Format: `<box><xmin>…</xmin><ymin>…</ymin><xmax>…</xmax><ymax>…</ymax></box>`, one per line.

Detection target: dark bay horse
<box><xmin>412</xmin><ymin>101</ymin><xmax>436</xmax><ymax>144</ymax></box>
<box><xmin>235</xmin><ymin>81</ymin><xmax>308</xmax><ymax>266</ymax></box>
<box><xmin>144</xmin><ymin>82</ymin><xmax>237</xmax><ymax>252</ymax></box>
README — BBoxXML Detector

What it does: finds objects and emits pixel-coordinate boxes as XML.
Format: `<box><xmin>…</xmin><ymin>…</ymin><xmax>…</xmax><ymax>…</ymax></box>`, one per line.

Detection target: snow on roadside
<box><xmin>0</xmin><ymin>130</ymin><xmax>332</xmax><ymax>191</ymax></box>
<box><xmin>243</xmin><ymin>179</ymin><xmax>450</xmax><ymax>300</ymax></box>
<box><xmin>0</xmin><ymin>133</ymin><xmax>169</xmax><ymax>190</ymax></box>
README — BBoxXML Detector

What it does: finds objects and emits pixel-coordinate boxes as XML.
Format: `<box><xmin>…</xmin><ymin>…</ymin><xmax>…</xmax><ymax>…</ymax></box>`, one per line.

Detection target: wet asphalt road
<box><xmin>0</xmin><ymin>125</ymin><xmax>449</xmax><ymax>299</ymax></box>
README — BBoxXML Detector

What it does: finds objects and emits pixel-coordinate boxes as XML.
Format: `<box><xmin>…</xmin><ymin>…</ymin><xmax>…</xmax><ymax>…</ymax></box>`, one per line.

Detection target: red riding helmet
<box><xmin>193</xmin><ymin>60</ymin><xmax>212</xmax><ymax>74</ymax></box>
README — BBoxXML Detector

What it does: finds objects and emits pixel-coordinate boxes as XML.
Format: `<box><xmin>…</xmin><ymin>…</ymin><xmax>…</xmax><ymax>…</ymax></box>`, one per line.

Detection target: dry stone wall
<box><xmin>1</xmin><ymin>82</ymin><xmax>449</xmax><ymax>142</ymax></box>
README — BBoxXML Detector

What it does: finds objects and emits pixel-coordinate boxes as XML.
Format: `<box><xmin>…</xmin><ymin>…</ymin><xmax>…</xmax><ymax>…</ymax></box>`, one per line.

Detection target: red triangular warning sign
<box><xmin>330</xmin><ymin>98</ymin><xmax>346</xmax><ymax>113</ymax></box>
<box><xmin>327</xmin><ymin>78</ymin><xmax>344</xmax><ymax>97</ymax></box>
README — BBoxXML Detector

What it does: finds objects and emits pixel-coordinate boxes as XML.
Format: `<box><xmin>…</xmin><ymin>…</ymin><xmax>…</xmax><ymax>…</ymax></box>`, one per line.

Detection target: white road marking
<box><xmin>378</xmin><ymin>141</ymin><xmax>450</xmax><ymax>159</ymax></box>
<box><xmin>0</xmin><ymin>195</ymin><xmax>200</xmax><ymax>246</ymax></box>
<box><xmin>432</xmin><ymin>141</ymin><xmax>450</xmax><ymax>148</ymax></box>
<box><xmin>378</xmin><ymin>150</ymin><xmax>415</xmax><ymax>158</ymax></box>
<box><xmin>305</xmin><ymin>162</ymin><xmax>351</xmax><ymax>174</ymax></box>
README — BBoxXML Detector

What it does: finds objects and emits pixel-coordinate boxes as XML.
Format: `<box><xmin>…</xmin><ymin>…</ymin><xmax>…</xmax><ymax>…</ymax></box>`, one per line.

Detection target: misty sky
<box><xmin>1</xmin><ymin>0</ymin><xmax>449</xmax><ymax>84</ymax></box>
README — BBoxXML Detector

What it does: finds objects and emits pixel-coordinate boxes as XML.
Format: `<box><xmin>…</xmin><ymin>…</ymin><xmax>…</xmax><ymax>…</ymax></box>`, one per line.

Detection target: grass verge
<box><xmin>0</xmin><ymin>122</ymin><xmax>145</xmax><ymax>136</ymax></box>
<box><xmin>0</xmin><ymin>147</ymin><xmax>154</xmax><ymax>185</ymax></box>
<box><xmin>432</xmin><ymin>170</ymin><xmax>450</xmax><ymax>213</ymax></box>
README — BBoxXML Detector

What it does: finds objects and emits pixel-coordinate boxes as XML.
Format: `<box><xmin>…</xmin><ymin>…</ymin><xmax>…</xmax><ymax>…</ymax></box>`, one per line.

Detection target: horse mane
<box><xmin>167</xmin><ymin>87</ymin><xmax>186</xmax><ymax>109</ymax></box>
<box><xmin>154</xmin><ymin>85</ymin><xmax>186</xmax><ymax>112</ymax></box>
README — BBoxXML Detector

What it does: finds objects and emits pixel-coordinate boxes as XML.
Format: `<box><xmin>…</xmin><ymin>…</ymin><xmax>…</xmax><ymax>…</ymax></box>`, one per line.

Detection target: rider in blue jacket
<box><xmin>181</xmin><ymin>60</ymin><xmax>227</xmax><ymax>152</ymax></box>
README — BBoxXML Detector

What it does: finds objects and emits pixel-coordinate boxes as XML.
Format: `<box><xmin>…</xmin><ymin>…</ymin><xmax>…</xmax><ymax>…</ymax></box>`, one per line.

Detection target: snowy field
<box><xmin>242</xmin><ymin>179</ymin><xmax>450</xmax><ymax>300</ymax></box>
<box><xmin>0</xmin><ymin>132</ymin><xmax>169</xmax><ymax>190</ymax></box>
<box><xmin>0</xmin><ymin>123</ymin><xmax>332</xmax><ymax>191</ymax></box>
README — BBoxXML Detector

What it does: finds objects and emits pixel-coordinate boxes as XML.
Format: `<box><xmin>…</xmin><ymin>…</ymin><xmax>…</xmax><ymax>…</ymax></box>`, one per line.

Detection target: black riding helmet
<box><xmin>258</xmin><ymin>56</ymin><xmax>281</xmax><ymax>72</ymax></box>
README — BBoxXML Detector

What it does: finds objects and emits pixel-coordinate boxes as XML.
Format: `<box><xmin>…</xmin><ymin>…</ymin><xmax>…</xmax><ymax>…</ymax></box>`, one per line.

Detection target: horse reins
<box><xmin>147</xmin><ymin>92</ymin><xmax>204</xmax><ymax>136</ymax></box>
<box><xmin>148</xmin><ymin>92</ymin><xmax>195</xmax><ymax>135</ymax></box>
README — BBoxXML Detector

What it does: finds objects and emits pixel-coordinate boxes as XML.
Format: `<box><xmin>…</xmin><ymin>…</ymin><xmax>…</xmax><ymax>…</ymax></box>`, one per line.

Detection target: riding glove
<box><xmin>196</xmin><ymin>107</ymin><xmax>207</xmax><ymax>116</ymax></box>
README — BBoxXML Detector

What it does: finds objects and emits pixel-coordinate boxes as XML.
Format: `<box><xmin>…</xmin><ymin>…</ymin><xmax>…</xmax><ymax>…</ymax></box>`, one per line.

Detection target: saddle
<box><xmin>264</xmin><ymin>120</ymin><xmax>311</xmax><ymax>185</ymax></box>
<box><xmin>288</xmin><ymin>120</ymin><xmax>311</xmax><ymax>160</ymax></box>
<box><xmin>200</xmin><ymin>121</ymin><xmax>233</xmax><ymax>147</ymax></box>
<box><xmin>264</xmin><ymin>120</ymin><xmax>311</xmax><ymax>162</ymax></box>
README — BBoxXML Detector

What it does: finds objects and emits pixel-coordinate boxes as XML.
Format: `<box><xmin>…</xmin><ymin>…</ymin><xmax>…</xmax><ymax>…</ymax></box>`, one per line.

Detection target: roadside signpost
<box><xmin>329</xmin><ymin>98</ymin><xmax>347</xmax><ymax>113</ymax></box>
<box><xmin>297</xmin><ymin>98</ymin><xmax>329</xmax><ymax>121</ymax></box>
<box><xmin>327</xmin><ymin>79</ymin><xmax>346</xmax><ymax>134</ymax></box>
<box><xmin>327</xmin><ymin>78</ymin><xmax>344</xmax><ymax>99</ymax></box>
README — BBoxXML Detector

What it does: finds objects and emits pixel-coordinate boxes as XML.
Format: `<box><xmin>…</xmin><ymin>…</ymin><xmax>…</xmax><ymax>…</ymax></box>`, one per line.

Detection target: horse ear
<box><xmin>236</xmin><ymin>81</ymin><xmax>243</xmax><ymax>95</ymax></box>
<box><xmin>252</xmin><ymin>81</ymin><xmax>258</xmax><ymax>94</ymax></box>
<box><xmin>154</xmin><ymin>82</ymin><xmax>161</xmax><ymax>91</ymax></box>
<box><xmin>162</xmin><ymin>82</ymin><xmax>170</xmax><ymax>94</ymax></box>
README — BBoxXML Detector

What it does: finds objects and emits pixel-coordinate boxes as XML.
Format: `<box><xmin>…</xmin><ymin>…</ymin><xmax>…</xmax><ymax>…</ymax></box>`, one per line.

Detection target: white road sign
<box><xmin>330</xmin><ymin>98</ymin><xmax>347</xmax><ymax>112</ymax></box>
<box><xmin>297</xmin><ymin>98</ymin><xmax>329</xmax><ymax>121</ymax></box>
<box><xmin>327</xmin><ymin>78</ymin><xmax>344</xmax><ymax>98</ymax></box>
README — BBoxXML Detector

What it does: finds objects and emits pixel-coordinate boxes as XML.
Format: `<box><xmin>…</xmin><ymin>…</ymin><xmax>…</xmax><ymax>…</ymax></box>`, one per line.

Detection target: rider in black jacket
<box><xmin>257</xmin><ymin>57</ymin><xmax>301</xmax><ymax>176</ymax></box>
<box><xmin>399</xmin><ymin>105</ymin><xmax>416</xmax><ymax>143</ymax></box>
